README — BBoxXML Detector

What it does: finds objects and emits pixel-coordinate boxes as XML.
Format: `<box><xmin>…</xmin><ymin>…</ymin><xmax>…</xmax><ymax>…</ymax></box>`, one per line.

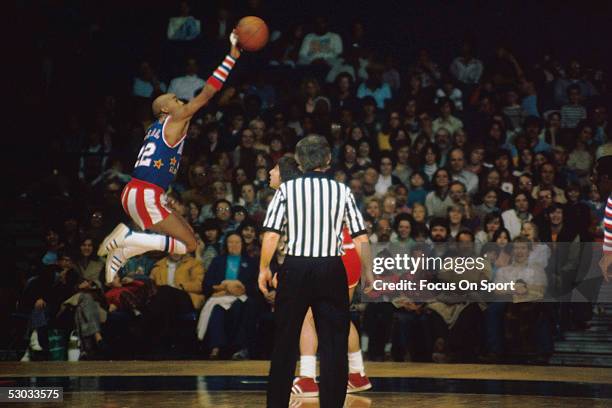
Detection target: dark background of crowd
<box><xmin>3</xmin><ymin>0</ymin><xmax>611</xmax><ymax>363</ymax></box>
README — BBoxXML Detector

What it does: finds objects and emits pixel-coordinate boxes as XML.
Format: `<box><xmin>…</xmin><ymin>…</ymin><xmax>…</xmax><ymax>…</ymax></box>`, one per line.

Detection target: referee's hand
<box><xmin>259</xmin><ymin>266</ymin><xmax>273</xmax><ymax>296</ymax></box>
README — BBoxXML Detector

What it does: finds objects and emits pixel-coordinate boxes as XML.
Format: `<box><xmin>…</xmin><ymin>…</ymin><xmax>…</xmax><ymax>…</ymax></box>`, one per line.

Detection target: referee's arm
<box><xmin>259</xmin><ymin>187</ymin><xmax>287</xmax><ymax>295</ymax></box>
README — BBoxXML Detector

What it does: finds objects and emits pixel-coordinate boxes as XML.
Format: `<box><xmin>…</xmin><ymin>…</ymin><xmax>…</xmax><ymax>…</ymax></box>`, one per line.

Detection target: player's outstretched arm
<box><xmin>173</xmin><ymin>32</ymin><xmax>241</xmax><ymax>121</ymax></box>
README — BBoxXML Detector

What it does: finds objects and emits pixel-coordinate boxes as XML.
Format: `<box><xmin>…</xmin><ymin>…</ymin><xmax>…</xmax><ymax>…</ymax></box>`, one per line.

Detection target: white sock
<box><xmin>299</xmin><ymin>355</ymin><xmax>317</xmax><ymax>378</ymax></box>
<box><xmin>348</xmin><ymin>351</ymin><xmax>365</xmax><ymax>376</ymax></box>
<box><xmin>124</xmin><ymin>232</ymin><xmax>187</xmax><ymax>254</ymax></box>
<box><xmin>123</xmin><ymin>246</ymin><xmax>148</xmax><ymax>258</ymax></box>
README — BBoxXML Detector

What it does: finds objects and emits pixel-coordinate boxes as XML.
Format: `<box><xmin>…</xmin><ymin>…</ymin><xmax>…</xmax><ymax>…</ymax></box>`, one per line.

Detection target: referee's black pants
<box><xmin>267</xmin><ymin>255</ymin><xmax>350</xmax><ymax>408</ymax></box>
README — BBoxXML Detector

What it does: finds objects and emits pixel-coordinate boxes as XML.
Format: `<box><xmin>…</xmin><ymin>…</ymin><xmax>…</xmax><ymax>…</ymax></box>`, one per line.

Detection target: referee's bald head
<box><xmin>295</xmin><ymin>135</ymin><xmax>331</xmax><ymax>172</ymax></box>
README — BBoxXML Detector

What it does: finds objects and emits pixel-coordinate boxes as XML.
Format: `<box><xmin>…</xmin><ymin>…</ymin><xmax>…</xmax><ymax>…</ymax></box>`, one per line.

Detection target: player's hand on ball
<box><xmin>230</xmin><ymin>30</ymin><xmax>241</xmax><ymax>59</ymax></box>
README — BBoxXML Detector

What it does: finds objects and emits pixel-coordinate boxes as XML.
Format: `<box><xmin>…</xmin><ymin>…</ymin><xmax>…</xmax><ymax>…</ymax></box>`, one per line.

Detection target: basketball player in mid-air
<box><xmin>98</xmin><ymin>32</ymin><xmax>241</xmax><ymax>283</ymax></box>
<box><xmin>268</xmin><ymin>158</ymin><xmax>373</xmax><ymax>398</ymax></box>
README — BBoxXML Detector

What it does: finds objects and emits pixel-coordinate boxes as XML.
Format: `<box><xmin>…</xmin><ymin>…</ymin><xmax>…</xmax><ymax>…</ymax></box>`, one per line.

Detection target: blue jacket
<box><xmin>202</xmin><ymin>255</ymin><xmax>258</xmax><ymax>299</ymax></box>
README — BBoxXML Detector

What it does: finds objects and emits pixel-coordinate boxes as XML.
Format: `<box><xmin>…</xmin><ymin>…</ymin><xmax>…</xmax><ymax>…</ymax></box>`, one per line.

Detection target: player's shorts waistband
<box><xmin>126</xmin><ymin>178</ymin><xmax>166</xmax><ymax>194</ymax></box>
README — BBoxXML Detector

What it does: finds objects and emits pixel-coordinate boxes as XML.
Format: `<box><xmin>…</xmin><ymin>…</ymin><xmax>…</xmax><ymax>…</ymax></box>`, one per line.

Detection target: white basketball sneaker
<box><xmin>105</xmin><ymin>248</ymin><xmax>129</xmax><ymax>284</ymax></box>
<box><xmin>98</xmin><ymin>223</ymin><xmax>131</xmax><ymax>256</ymax></box>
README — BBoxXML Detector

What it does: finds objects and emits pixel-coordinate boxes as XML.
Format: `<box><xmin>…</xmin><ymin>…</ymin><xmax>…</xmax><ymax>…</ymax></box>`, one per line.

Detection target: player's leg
<box><xmin>347</xmin><ymin>285</ymin><xmax>372</xmax><ymax>393</ymax></box>
<box><xmin>101</xmin><ymin>185</ymin><xmax>196</xmax><ymax>283</ymax></box>
<box><xmin>348</xmin><ymin>286</ymin><xmax>361</xmax><ymax>354</ymax></box>
<box><xmin>292</xmin><ymin>308</ymin><xmax>319</xmax><ymax>397</ymax></box>
<box><xmin>148</xmin><ymin>212</ymin><xmax>197</xmax><ymax>252</ymax></box>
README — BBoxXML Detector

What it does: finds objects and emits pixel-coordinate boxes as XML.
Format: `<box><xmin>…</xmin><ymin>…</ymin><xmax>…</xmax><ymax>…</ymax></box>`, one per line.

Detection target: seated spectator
<box><xmin>452</xmin><ymin>128</ymin><xmax>469</xmax><ymax>151</ymax></box>
<box><xmin>105</xmin><ymin>275</ymin><xmax>149</xmax><ymax>315</ymax></box>
<box><xmin>381</xmin><ymin>193</ymin><xmax>399</xmax><ymax>224</ymax></box>
<box><xmin>41</xmin><ymin>229</ymin><xmax>63</xmax><ymax>266</ymax></box>
<box><xmin>74</xmin><ymin>237</ymin><xmax>104</xmax><ymax>288</ymax></box>
<box><xmin>168</xmin><ymin>58</ymin><xmax>205</xmax><ymax>101</ymax></box>
<box><xmin>133</xmin><ymin>61</ymin><xmax>166</xmax><ymax>98</ymax></box>
<box><xmin>18</xmin><ymin>261</ymin><xmax>70</xmax><ymax>359</ymax></box>
<box><xmin>364</xmin><ymin>196</ymin><xmax>382</xmax><ymax>221</ymax></box>
<box><xmin>336</xmin><ymin>143</ymin><xmax>364</xmax><ymax>180</ymax></box>
<box><xmin>405</xmin><ymin>73</ymin><xmax>435</xmax><ymax>112</ymax></box>
<box><xmin>199</xmin><ymin>182</ymin><xmax>233</xmax><ymax>221</ymax></box>
<box><xmin>375</xmin><ymin>153</ymin><xmax>402</xmax><ymax>196</ymax></box>
<box><xmin>475</xmin><ymin>188</ymin><xmax>501</xmax><ymax>220</ymax></box>
<box><xmin>532</xmin><ymin>162</ymin><xmax>567</xmax><ymax>204</ymax></box>
<box><xmin>448</xmin><ymin>147</ymin><xmax>479</xmax><ymax>195</ymax></box>
<box><xmin>356</xmin><ymin>139</ymin><xmax>375</xmax><ymax>168</ymax></box>
<box><xmin>450</xmin><ymin>41</ymin><xmax>484</xmax><ymax>89</ymax></box>
<box><xmin>466</xmin><ymin>143</ymin><xmax>486</xmax><ymax>175</ymax></box>
<box><xmin>407</xmin><ymin>172</ymin><xmax>427</xmax><ymax>207</ymax></box>
<box><xmin>553</xmin><ymin>59</ymin><xmax>598</xmax><ymax>107</ymax></box>
<box><xmin>390</xmin><ymin>213</ymin><xmax>415</xmax><ymax>245</ymax></box>
<box><xmin>425</xmin><ymin>168</ymin><xmax>453</xmax><ymax>219</ymax></box>
<box><xmin>520</xmin><ymin>221</ymin><xmax>552</xmax><ymax>271</ymax></box>
<box><xmin>560</xmin><ymin>84</ymin><xmax>587</xmax><ymax>129</ymax></box>
<box><xmin>357</xmin><ymin>99</ymin><xmax>381</xmax><ymax>143</ymax></box>
<box><xmin>150</xmin><ymin>253</ymin><xmax>205</xmax><ymax>310</ymax></box>
<box><xmin>298</xmin><ymin>16</ymin><xmax>343</xmax><ymax>68</ymax></box>
<box><xmin>200</xmin><ymin>233</ymin><xmax>259</xmax><ymax>359</ymax></box>
<box><xmin>434</xmin><ymin>128</ymin><xmax>453</xmax><ymax>167</ymax></box>
<box><xmin>502</xmin><ymin>192</ymin><xmax>534</xmax><ymax>239</ymax></box>
<box><xmin>300</xmin><ymin>77</ymin><xmax>331</xmax><ymax>115</ymax></box>
<box><xmin>362</xmin><ymin>166</ymin><xmax>379</xmax><ymax>198</ymax></box>
<box><xmin>492</xmin><ymin>228</ymin><xmax>513</xmax><ymax>269</ymax></box>
<box><xmin>432</xmin><ymin>98</ymin><xmax>463</xmax><ymax>136</ymax></box>
<box><xmin>357</xmin><ymin>63</ymin><xmax>392</xmax><ymax>110</ymax></box>
<box><xmin>239</xmin><ymin>181</ymin><xmax>263</xmax><ymax>220</ymax></box>
<box><xmin>447</xmin><ymin>204</ymin><xmax>466</xmax><ymax>239</ymax></box>
<box><xmin>376</xmin><ymin>111</ymin><xmax>402</xmax><ymax>151</ymax></box>
<box><xmin>426</xmin><ymin>231</ymin><xmax>491</xmax><ymax>362</ymax></box>
<box><xmin>567</xmin><ymin>122</ymin><xmax>595</xmax><ymax>182</ymax></box>
<box><xmin>519</xmin><ymin>76</ymin><xmax>540</xmax><ymax>118</ymax></box>
<box><xmin>492</xmin><ymin>237</ymin><xmax>552</xmax><ymax>362</ymax></box>
<box><xmin>200</xmin><ymin>219</ymin><xmax>223</xmax><ymax>270</ymax></box>
<box><xmin>390</xmin><ymin>243</ymin><xmax>434</xmax><ymax>362</ymax></box>
<box><xmin>181</xmin><ymin>162</ymin><xmax>209</xmax><ymax>207</ymax></box>
<box><xmin>502</xmin><ymin>88</ymin><xmax>528</xmax><ymax>132</ymax></box>
<box><xmin>420</xmin><ymin>143</ymin><xmax>439</xmax><ymax>183</ymax></box>
<box><xmin>392</xmin><ymin>144</ymin><xmax>412</xmax><ymax>187</ymax></box>
<box><xmin>382</xmin><ymin>54</ymin><xmax>401</xmax><ymax>92</ymax></box>
<box><xmin>167</xmin><ymin>1</ymin><xmax>201</xmax><ymax>41</ymax></box>
<box><xmin>475</xmin><ymin>211</ymin><xmax>504</xmax><ymax>254</ymax></box>
<box><xmin>435</xmin><ymin>76</ymin><xmax>463</xmax><ymax>111</ymax></box>
<box><xmin>238</xmin><ymin>220</ymin><xmax>261</xmax><ymax>259</ymax></box>
<box><xmin>411</xmin><ymin>49</ymin><xmax>441</xmax><ymax>89</ymax></box>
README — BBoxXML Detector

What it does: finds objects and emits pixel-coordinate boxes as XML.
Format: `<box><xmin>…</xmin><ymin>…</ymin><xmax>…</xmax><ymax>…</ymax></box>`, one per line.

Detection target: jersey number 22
<box><xmin>135</xmin><ymin>143</ymin><xmax>156</xmax><ymax>168</ymax></box>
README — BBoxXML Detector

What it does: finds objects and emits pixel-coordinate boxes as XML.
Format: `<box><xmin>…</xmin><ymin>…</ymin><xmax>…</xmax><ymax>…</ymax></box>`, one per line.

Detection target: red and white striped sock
<box><xmin>206</xmin><ymin>54</ymin><xmax>237</xmax><ymax>91</ymax></box>
<box><xmin>123</xmin><ymin>232</ymin><xmax>187</xmax><ymax>255</ymax></box>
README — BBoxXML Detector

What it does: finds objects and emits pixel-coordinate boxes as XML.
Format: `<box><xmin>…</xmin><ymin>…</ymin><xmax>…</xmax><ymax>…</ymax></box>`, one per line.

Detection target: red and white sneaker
<box><xmin>347</xmin><ymin>373</ymin><xmax>372</xmax><ymax>394</ymax></box>
<box><xmin>291</xmin><ymin>376</ymin><xmax>319</xmax><ymax>398</ymax></box>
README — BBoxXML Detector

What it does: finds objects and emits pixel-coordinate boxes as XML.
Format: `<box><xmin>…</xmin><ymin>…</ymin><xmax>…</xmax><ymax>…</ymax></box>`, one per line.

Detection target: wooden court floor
<box><xmin>2</xmin><ymin>361</ymin><xmax>612</xmax><ymax>383</ymax></box>
<box><xmin>13</xmin><ymin>391</ymin><xmax>612</xmax><ymax>408</ymax></box>
<box><xmin>2</xmin><ymin>361</ymin><xmax>611</xmax><ymax>407</ymax></box>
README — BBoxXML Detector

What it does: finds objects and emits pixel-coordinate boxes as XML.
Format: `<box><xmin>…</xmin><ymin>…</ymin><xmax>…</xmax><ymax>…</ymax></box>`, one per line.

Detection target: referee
<box><xmin>259</xmin><ymin>135</ymin><xmax>369</xmax><ymax>408</ymax></box>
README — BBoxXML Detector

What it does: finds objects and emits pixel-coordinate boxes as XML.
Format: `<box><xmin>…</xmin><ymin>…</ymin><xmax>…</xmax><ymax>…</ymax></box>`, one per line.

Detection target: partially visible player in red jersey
<box><xmin>98</xmin><ymin>33</ymin><xmax>241</xmax><ymax>283</ymax></box>
<box><xmin>268</xmin><ymin>158</ymin><xmax>373</xmax><ymax>398</ymax></box>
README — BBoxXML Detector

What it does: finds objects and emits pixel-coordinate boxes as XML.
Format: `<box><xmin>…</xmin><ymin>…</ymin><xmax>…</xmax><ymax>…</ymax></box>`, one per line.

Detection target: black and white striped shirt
<box><xmin>262</xmin><ymin>172</ymin><xmax>367</xmax><ymax>257</ymax></box>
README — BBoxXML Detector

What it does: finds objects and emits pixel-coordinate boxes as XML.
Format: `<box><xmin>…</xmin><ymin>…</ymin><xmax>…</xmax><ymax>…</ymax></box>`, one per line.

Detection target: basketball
<box><xmin>235</xmin><ymin>16</ymin><xmax>269</xmax><ymax>52</ymax></box>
